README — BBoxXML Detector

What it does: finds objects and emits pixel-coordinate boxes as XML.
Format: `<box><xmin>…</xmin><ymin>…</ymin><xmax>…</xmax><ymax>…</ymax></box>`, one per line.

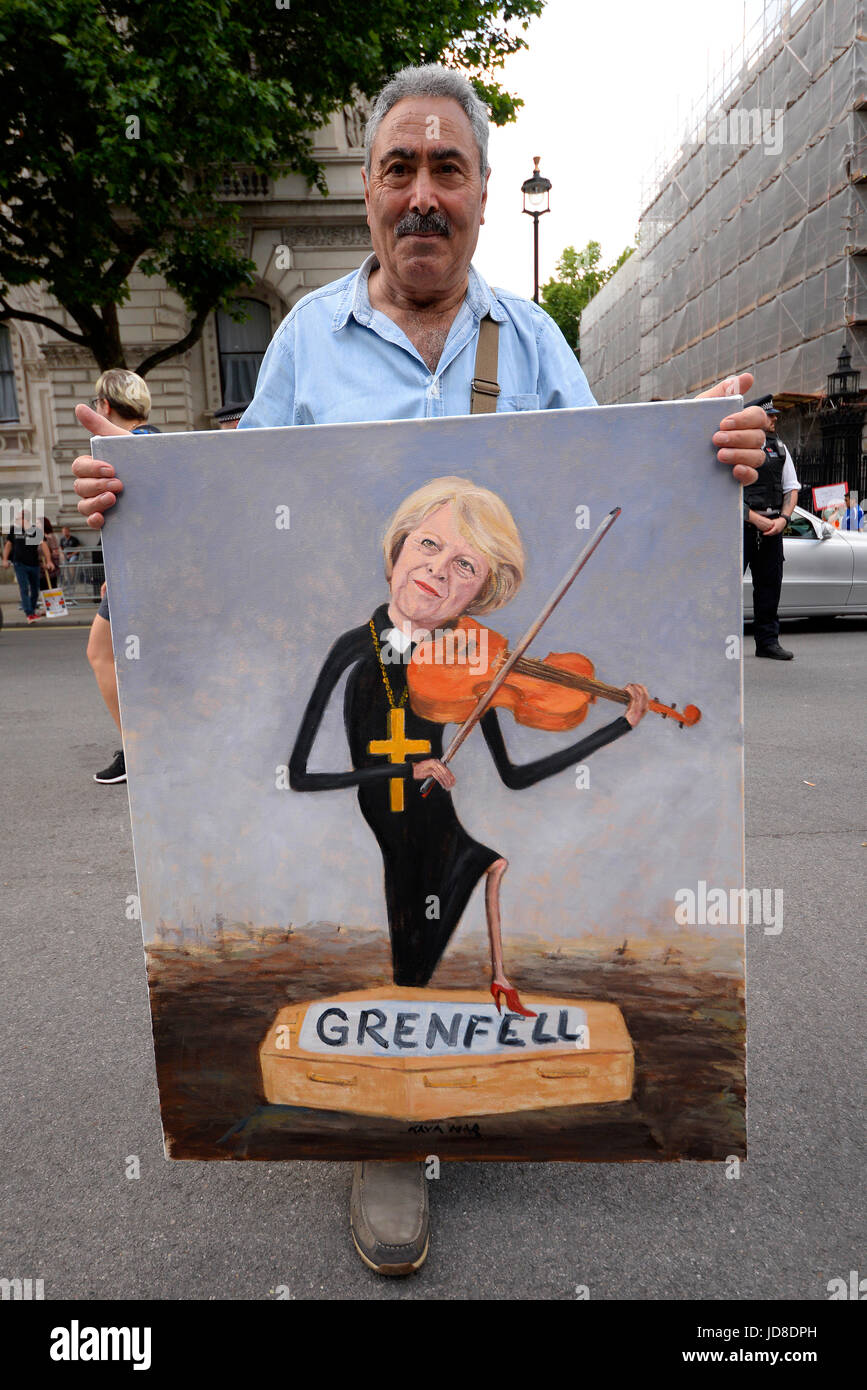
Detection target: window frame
<box><xmin>214</xmin><ymin>298</ymin><xmax>272</xmax><ymax>406</ymax></box>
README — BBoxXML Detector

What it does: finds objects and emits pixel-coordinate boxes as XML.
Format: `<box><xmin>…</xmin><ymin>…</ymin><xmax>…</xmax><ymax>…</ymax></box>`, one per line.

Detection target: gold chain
<box><xmin>369</xmin><ymin>620</ymin><xmax>408</xmax><ymax>710</ymax></box>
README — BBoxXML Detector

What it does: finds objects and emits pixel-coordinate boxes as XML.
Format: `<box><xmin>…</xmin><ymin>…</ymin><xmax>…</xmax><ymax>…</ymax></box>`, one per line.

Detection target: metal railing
<box><xmin>54</xmin><ymin>547</ymin><xmax>105</xmax><ymax>606</ymax></box>
<box><xmin>794</xmin><ymin>450</ymin><xmax>867</xmax><ymax>514</ymax></box>
<box><xmin>2</xmin><ymin>547</ymin><xmax>104</xmax><ymax>616</ymax></box>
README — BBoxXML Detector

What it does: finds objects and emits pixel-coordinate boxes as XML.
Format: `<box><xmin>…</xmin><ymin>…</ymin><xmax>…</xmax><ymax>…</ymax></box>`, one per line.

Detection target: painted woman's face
<box><xmin>389</xmin><ymin>502</ymin><xmax>490</xmax><ymax>630</ymax></box>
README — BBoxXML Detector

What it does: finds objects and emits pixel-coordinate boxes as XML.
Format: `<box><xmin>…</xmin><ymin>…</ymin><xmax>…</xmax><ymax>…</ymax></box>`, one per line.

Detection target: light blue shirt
<box><xmin>238</xmin><ymin>253</ymin><xmax>595</xmax><ymax>428</ymax></box>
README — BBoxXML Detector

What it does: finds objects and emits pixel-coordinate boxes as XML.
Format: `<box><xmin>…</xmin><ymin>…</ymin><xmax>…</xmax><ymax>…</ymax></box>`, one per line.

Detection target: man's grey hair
<box><xmin>364</xmin><ymin>64</ymin><xmax>490</xmax><ymax>179</ymax></box>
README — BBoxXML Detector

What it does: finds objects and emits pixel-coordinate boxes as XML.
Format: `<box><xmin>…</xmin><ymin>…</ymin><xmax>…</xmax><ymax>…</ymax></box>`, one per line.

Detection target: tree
<box><xmin>541</xmin><ymin>239</ymin><xmax>635</xmax><ymax>360</ymax></box>
<box><xmin>0</xmin><ymin>0</ymin><xmax>545</xmax><ymax>373</ymax></box>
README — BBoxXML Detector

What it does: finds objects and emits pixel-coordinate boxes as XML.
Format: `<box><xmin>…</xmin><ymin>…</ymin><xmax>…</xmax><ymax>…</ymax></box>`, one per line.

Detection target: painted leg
<box><xmin>485</xmin><ymin>857</ymin><xmax>536</xmax><ymax>1018</ymax></box>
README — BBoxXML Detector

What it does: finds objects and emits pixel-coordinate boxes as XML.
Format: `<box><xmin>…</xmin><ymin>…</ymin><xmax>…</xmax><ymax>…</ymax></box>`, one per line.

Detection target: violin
<box><xmin>407</xmin><ymin>616</ymin><xmax>701</xmax><ymax>731</ymax></box>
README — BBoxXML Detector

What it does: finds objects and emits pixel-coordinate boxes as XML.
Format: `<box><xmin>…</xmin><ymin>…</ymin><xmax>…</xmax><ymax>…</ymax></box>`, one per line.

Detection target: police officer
<box><xmin>212</xmin><ymin>402</ymin><xmax>249</xmax><ymax>430</ymax></box>
<box><xmin>743</xmin><ymin>394</ymin><xmax>800</xmax><ymax>660</ymax></box>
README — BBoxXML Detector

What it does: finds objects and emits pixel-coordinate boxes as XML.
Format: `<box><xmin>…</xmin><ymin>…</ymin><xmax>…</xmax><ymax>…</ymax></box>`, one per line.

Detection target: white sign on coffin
<box><xmin>260</xmin><ymin>988</ymin><xmax>634</xmax><ymax>1121</ymax></box>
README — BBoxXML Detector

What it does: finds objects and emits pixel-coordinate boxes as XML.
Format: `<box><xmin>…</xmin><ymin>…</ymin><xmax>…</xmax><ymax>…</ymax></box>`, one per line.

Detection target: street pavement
<box><xmin>1</xmin><ymin>616</ymin><xmax>864</xmax><ymax>1301</ymax></box>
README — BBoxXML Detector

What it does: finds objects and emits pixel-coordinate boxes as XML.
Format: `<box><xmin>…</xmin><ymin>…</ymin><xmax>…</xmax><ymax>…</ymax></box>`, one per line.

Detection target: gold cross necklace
<box><xmin>367</xmin><ymin>619</ymin><xmax>430</xmax><ymax>812</ymax></box>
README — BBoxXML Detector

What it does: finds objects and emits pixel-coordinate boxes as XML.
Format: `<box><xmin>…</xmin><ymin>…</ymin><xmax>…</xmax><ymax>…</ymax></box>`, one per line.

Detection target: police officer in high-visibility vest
<box><xmin>743</xmin><ymin>394</ymin><xmax>800</xmax><ymax>660</ymax></box>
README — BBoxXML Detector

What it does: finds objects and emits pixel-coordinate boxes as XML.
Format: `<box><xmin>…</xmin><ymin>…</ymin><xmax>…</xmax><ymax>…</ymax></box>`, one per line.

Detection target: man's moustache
<box><xmin>395</xmin><ymin>214</ymin><xmax>450</xmax><ymax>237</ymax></box>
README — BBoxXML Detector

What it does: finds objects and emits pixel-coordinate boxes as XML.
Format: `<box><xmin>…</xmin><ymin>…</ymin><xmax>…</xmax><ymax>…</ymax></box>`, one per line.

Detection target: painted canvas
<box><xmin>98</xmin><ymin>400</ymin><xmax>746</xmax><ymax>1161</ymax></box>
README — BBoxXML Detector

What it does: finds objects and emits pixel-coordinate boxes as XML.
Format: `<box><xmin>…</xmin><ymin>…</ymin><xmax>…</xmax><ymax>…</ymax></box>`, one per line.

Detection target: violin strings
<box><xmin>509</xmin><ymin>656</ymin><xmax>682</xmax><ymax>721</ymax></box>
<box><xmin>511</xmin><ymin>655</ymin><xmax>630</xmax><ymax>704</ymax></box>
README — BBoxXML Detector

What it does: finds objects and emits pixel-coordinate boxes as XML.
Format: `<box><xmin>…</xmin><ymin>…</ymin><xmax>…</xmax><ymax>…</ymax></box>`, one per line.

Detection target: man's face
<box><xmin>362</xmin><ymin>96</ymin><xmax>489</xmax><ymax>301</ymax></box>
<box><xmin>62</xmin><ymin>528</ymin><xmax>70</xmax><ymax>537</ymax></box>
<box><xmin>389</xmin><ymin>502</ymin><xmax>489</xmax><ymax>630</ymax></box>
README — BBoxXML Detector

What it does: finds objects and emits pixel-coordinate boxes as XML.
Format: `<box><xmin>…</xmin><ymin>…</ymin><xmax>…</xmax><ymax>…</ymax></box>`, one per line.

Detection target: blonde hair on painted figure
<box><xmin>383</xmin><ymin>476</ymin><xmax>525</xmax><ymax>615</ymax></box>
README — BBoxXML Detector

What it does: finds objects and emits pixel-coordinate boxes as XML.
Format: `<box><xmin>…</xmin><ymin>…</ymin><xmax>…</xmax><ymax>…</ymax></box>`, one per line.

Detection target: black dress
<box><xmin>289</xmin><ymin>603</ymin><xmax>633</xmax><ymax>986</ymax></box>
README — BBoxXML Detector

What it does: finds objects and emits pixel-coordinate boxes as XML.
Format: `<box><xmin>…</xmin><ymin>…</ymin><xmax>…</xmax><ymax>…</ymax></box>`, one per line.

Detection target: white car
<box><xmin>744</xmin><ymin>505</ymin><xmax>867</xmax><ymax>618</ymax></box>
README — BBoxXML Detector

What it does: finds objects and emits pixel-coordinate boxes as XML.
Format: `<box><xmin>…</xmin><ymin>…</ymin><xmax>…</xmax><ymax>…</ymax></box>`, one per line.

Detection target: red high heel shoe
<box><xmin>490</xmin><ymin>981</ymin><xmax>537</xmax><ymax>1018</ymax></box>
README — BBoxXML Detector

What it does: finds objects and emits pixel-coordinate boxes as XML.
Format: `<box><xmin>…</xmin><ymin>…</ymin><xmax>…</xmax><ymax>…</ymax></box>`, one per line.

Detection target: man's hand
<box><xmin>624</xmin><ymin>683</ymin><xmax>650</xmax><ymax>727</ymax></box>
<box><xmin>412</xmin><ymin>757</ymin><xmax>456</xmax><ymax>789</ymax></box>
<box><xmin>749</xmin><ymin>511</ymin><xmax>775</xmax><ymax>534</ymax></box>
<box><xmin>696</xmin><ymin>371</ymin><xmax>769</xmax><ymax>486</ymax></box>
<box><xmin>764</xmin><ymin>516</ymin><xmax>788</xmax><ymax>537</ymax></box>
<box><xmin>72</xmin><ymin>404</ymin><xmax>129</xmax><ymax>529</ymax></box>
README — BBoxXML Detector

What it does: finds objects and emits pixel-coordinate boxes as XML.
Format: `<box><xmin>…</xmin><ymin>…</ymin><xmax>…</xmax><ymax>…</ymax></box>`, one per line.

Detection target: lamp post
<box><xmin>826</xmin><ymin>341</ymin><xmax>861</xmax><ymax>404</ymax></box>
<box><xmin>521</xmin><ymin>156</ymin><xmax>552</xmax><ymax>304</ymax></box>
<box><xmin>820</xmin><ymin>339</ymin><xmax>866</xmax><ymax>494</ymax></box>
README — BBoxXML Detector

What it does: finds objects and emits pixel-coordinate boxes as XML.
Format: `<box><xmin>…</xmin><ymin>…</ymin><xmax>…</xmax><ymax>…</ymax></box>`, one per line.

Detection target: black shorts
<box><xmin>97</xmin><ymin>594</ymin><xmax>110</xmax><ymax>621</ymax></box>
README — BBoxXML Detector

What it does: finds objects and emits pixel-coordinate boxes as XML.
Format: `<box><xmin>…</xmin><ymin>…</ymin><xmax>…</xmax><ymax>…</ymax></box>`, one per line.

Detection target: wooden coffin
<box><xmin>259</xmin><ymin>987</ymin><xmax>634</xmax><ymax>1121</ymax></box>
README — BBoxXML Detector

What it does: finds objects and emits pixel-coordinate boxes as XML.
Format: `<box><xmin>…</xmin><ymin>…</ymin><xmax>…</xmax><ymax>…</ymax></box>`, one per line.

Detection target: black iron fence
<box><xmin>794</xmin><ymin>450</ymin><xmax>867</xmax><ymax>512</ymax></box>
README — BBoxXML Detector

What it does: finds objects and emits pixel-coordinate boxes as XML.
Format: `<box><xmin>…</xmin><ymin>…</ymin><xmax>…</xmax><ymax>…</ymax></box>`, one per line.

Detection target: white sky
<box><xmin>475</xmin><ymin>0</ymin><xmax>767</xmax><ymax>294</ymax></box>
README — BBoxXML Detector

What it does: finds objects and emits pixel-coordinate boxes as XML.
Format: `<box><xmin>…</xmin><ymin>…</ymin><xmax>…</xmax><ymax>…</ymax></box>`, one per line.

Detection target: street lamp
<box><xmin>521</xmin><ymin>156</ymin><xmax>552</xmax><ymax>304</ymax></box>
<box><xmin>826</xmin><ymin>341</ymin><xmax>861</xmax><ymax>404</ymax></box>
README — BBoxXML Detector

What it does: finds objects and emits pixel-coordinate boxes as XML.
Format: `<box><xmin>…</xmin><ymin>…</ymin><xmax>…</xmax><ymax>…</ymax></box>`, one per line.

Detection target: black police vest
<box><xmin>744</xmin><ymin>436</ymin><xmax>785</xmax><ymax>511</ymax></box>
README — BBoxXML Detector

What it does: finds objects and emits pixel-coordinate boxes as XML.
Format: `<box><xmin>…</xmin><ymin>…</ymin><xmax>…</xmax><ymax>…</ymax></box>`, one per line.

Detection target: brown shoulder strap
<box><xmin>470</xmin><ymin>313</ymin><xmax>500</xmax><ymax>414</ymax></box>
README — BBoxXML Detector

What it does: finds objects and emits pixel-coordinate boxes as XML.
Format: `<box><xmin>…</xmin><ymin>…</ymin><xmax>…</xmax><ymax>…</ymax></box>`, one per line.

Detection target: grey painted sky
<box><xmin>100</xmin><ymin>401</ymin><xmax>743</xmax><ymax>949</ymax></box>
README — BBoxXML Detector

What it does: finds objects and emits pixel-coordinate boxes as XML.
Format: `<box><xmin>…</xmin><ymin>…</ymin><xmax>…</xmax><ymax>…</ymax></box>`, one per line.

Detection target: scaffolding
<box><xmin>579</xmin><ymin>253</ymin><xmax>641</xmax><ymax>402</ymax></box>
<box><xmin>581</xmin><ymin>0</ymin><xmax>867</xmax><ymax>409</ymax></box>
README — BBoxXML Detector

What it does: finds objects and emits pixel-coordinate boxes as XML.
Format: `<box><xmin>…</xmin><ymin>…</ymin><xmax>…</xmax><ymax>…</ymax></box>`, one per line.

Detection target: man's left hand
<box><xmin>696</xmin><ymin>371</ymin><xmax>769</xmax><ymax>486</ymax></box>
<box><xmin>765</xmin><ymin>516</ymin><xmax>788</xmax><ymax>536</ymax></box>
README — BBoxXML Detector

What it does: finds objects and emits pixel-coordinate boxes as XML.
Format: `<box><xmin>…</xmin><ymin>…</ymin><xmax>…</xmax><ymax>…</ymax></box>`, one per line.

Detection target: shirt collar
<box><xmin>331</xmin><ymin>252</ymin><xmax>508</xmax><ymax>330</ymax></box>
<box><xmin>384</xmin><ymin>625</ymin><xmax>414</xmax><ymax>654</ymax></box>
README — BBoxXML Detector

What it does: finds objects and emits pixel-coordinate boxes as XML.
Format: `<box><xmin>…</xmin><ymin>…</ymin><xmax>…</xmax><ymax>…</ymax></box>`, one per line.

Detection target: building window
<box><xmin>215</xmin><ymin>299</ymin><xmax>271</xmax><ymax>405</ymax></box>
<box><xmin>0</xmin><ymin>325</ymin><xmax>20</xmax><ymax>422</ymax></box>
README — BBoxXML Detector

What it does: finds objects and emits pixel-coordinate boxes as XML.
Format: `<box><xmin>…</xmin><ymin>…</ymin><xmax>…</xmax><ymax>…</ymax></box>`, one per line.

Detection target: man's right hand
<box><xmin>749</xmin><ymin>511</ymin><xmax>774</xmax><ymax>533</ymax></box>
<box><xmin>72</xmin><ymin>404</ymin><xmax>129</xmax><ymax>529</ymax></box>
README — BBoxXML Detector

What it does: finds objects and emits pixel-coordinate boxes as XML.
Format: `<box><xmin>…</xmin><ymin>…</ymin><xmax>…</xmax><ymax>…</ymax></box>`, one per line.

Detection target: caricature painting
<box><xmin>99</xmin><ymin>400</ymin><xmax>746</xmax><ymax>1161</ymax></box>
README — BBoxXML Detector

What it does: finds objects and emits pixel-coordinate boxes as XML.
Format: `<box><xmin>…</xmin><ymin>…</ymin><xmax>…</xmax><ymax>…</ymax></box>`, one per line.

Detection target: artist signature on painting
<box><xmin>406</xmin><ymin>1122</ymin><xmax>482</xmax><ymax>1136</ymax></box>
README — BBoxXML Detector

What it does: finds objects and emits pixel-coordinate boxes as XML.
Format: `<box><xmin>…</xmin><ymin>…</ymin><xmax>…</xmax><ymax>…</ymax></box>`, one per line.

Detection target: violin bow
<box><xmin>419</xmin><ymin>506</ymin><xmax>621</xmax><ymax>797</ymax></box>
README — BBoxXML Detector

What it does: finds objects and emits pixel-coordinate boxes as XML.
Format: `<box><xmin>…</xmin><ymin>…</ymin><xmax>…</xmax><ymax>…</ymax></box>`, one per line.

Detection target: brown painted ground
<box><xmin>145</xmin><ymin>924</ymin><xmax>745</xmax><ymax>1163</ymax></box>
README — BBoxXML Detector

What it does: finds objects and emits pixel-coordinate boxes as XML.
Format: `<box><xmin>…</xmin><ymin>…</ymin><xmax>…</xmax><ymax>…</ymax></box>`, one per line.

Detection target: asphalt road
<box><xmin>1</xmin><ymin>617</ymin><xmax>864</xmax><ymax>1301</ymax></box>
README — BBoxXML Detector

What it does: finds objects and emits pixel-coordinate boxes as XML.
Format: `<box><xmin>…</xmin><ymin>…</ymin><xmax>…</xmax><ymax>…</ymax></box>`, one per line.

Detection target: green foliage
<box><xmin>541</xmin><ymin>239</ymin><xmax>635</xmax><ymax>359</ymax></box>
<box><xmin>0</xmin><ymin>0</ymin><xmax>545</xmax><ymax>371</ymax></box>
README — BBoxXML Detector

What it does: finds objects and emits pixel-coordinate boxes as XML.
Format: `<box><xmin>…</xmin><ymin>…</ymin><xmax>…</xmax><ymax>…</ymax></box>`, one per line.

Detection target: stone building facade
<box><xmin>0</xmin><ymin>111</ymin><xmax>371</xmax><ymax>531</ymax></box>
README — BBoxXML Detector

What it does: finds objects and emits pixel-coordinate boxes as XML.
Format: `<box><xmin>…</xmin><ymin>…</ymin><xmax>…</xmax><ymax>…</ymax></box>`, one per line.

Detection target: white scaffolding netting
<box><xmin>581</xmin><ymin>0</ymin><xmax>866</xmax><ymax>406</ymax></box>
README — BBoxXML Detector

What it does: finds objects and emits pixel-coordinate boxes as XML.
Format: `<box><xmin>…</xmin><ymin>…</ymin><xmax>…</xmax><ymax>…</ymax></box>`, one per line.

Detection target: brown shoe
<box><xmin>350</xmin><ymin>1161</ymin><xmax>429</xmax><ymax>1275</ymax></box>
